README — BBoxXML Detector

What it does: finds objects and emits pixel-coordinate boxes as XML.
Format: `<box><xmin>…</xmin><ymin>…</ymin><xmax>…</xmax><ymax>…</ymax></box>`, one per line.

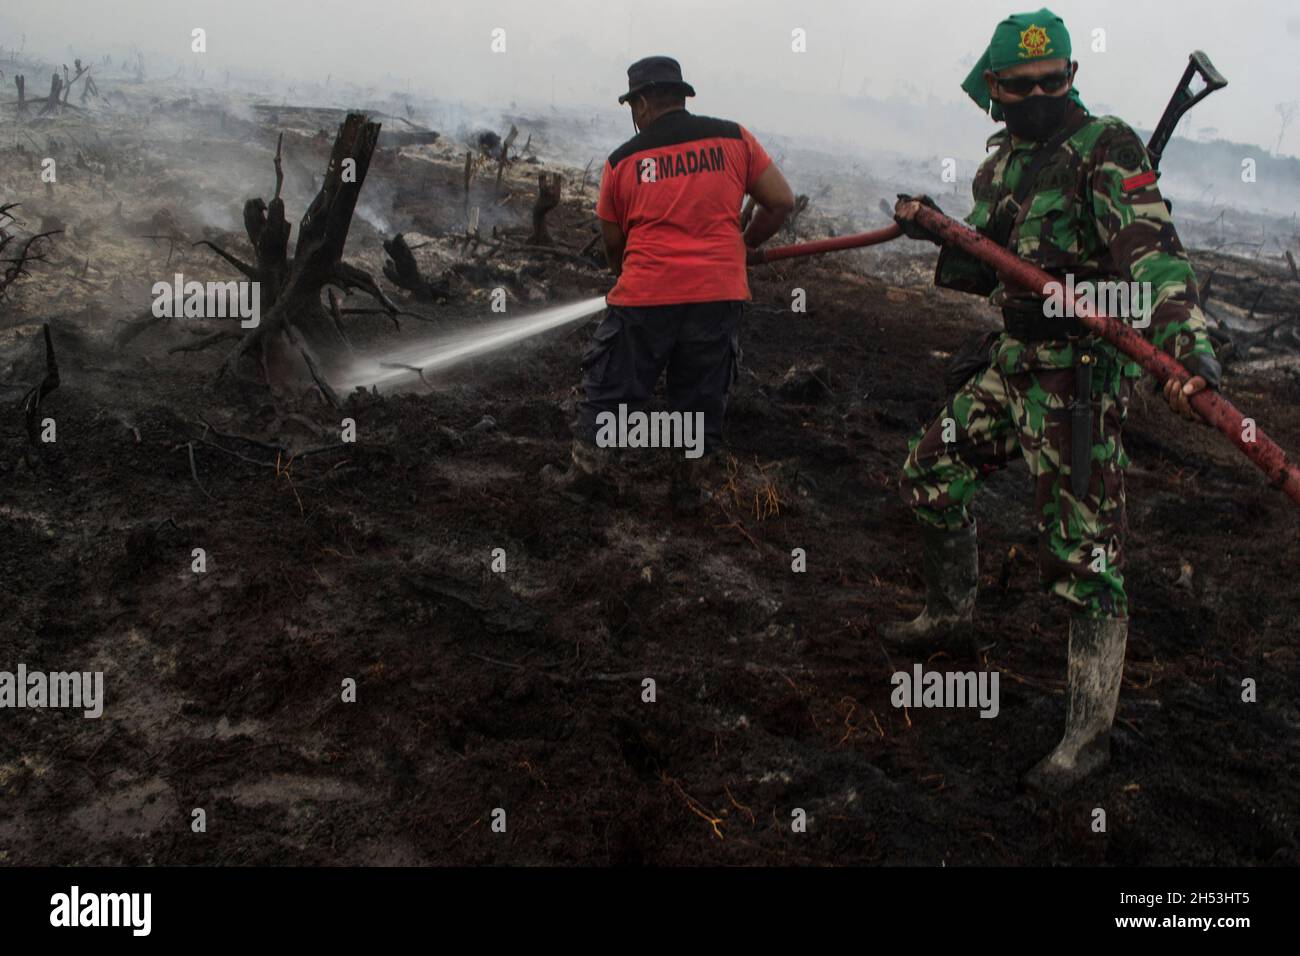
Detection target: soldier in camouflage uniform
<box><xmin>888</xmin><ymin>8</ymin><xmax>1222</xmax><ymax>792</ymax></box>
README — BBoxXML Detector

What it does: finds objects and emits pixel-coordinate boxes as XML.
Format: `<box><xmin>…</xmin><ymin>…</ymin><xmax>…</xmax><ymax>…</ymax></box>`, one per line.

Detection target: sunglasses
<box><xmin>994</xmin><ymin>70</ymin><xmax>1072</xmax><ymax>96</ymax></box>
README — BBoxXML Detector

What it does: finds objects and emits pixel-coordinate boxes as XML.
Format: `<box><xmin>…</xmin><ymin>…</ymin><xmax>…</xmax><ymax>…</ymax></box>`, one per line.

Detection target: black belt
<box><xmin>1001</xmin><ymin>307</ymin><xmax>1087</xmax><ymax>342</ymax></box>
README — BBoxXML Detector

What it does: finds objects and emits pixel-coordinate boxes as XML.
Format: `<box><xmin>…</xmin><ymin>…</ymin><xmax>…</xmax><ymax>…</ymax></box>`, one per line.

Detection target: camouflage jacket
<box><xmin>937</xmin><ymin>106</ymin><xmax>1216</xmax><ymax>377</ymax></box>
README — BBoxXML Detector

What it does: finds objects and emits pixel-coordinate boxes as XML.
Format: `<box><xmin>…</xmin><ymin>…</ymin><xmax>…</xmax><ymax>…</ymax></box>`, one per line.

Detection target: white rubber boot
<box><xmin>1024</xmin><ymin>615</ymin><xmax>1129</xmax><ymax>794</ymax></box>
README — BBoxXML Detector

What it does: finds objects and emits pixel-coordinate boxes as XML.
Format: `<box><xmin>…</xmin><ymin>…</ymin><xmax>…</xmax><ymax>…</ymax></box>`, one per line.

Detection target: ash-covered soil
<box><xmin>1</xmin><ymin>73</ymin><xmax>1298</xmax><ymax>866</ymax></box>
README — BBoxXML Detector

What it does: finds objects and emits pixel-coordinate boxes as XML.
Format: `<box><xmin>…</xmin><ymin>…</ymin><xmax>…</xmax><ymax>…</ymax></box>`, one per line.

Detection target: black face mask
<box><xmin>1000</xmin><ymin>93</ymin><xmax>1071</xmax><ymax>142</ymax></box>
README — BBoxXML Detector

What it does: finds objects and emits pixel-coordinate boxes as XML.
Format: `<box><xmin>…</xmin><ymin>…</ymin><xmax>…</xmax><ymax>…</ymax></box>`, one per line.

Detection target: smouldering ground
<box><xmin>2</xmin><ymin>73</ymin><xmax>1298</xmax><ymax>865</ymax></box>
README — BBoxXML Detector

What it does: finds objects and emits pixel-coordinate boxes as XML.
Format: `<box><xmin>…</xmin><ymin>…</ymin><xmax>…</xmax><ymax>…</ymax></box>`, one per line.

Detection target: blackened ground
<box><xmin>2</xmin><ymin>192</ymin><xmax>1298</xmax><ymax>869</ymax></box>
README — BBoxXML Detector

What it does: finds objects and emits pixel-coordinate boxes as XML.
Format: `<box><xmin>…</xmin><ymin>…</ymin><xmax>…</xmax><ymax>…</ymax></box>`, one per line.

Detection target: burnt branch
<box><xmin>20</xmin><ymin>324</ymin><xmax>60</xmax><ymax>445</ymax></box>
<box><xmin>300</xmin><ymin>348</ymin><xmax>341</xmax><ymax>409</ymax></box>
<box><xmin>192</xmin><ymin>240</ymin><xmax>261</xmax><ymax>281</ymax></box>
<box><xmin>273</xmin><ymin>132</ymin><xmax>285</xmax><ymax>201</ymax></box>
<box><xmin>331</xmin><ymin>260</ymin><xmax>401</xmax><ymax>322</ymax></box>
<box><xmin>184</xmin><ymin>442</ymin><xmax>216</xmax><ymax>500</ymax></box>
<box><xmin>140</xmin><ymin>233</ymin><xmax>182</xmax><ymax>266</ymax></box>
<box><xmin>64</xmin><ymin>60</ymin><xmax>91</xmax><ymax>105</ymax></box>
<box><xmin>495</xmin><ymin>124</ymin><xmax>518</xmax><ymax>193</ymax></box>
<box><xmin>169</xmin><ymin>330</ymin><xmax>241</xmax><ymax>354</ymax></box>
<box><xmin>1</xmin><ymin>229</ymin><xmax>61</xmax><ymax>297</ymax></box>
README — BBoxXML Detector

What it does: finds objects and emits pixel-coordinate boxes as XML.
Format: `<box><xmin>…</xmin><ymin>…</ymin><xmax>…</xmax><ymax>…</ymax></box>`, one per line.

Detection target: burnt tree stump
<box><xmin>40</xmin><ymin>72</ymin><xmax>63</xmax><ymax>115</ymax></box>
<box><xmin>64</xmin><ymin>60</ymin><xmax>90</xmax><ymax>105</ymax></box>
<box><xmin>529</xmin><ymin>173</ymin><xmax>562</xmax><ymax>246</ymax></box>
<box><xmin>200</xmin><ymin>115</ymin><xmax>398</xmax><ymax>388</ymax></box>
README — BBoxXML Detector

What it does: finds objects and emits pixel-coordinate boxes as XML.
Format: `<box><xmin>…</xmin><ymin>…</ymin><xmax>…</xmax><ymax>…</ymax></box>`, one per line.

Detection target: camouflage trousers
<box><xmin>900</xmin><ymin>357</ymin><xmax>1134</xmax><ymax>619</ymax></box>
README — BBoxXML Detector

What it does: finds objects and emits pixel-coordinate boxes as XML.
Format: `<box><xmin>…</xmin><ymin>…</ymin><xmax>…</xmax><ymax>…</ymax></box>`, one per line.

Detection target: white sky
<box><xmin>9</xmin><ymin>0</ymin><xmax>1300</xmax><ymax>155</ymax></box>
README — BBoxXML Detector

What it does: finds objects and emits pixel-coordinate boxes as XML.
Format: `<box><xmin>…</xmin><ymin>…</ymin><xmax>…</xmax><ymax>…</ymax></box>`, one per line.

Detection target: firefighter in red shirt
<box><xmin>547</xmin><ymin>56</ymin><xmax>794</xmax><ymax>514</ymax></box>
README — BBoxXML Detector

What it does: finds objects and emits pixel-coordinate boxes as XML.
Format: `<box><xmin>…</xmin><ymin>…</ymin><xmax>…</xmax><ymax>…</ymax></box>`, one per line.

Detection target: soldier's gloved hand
<box><xmin>1163</xmin><ymin>353</ymin><xmax>1221</xmax><ymax>423</ymax></box>
<box><xmin>894</xmin><ymin>194</ymin><xmax>943</xmax><ymax>243</ymax></box>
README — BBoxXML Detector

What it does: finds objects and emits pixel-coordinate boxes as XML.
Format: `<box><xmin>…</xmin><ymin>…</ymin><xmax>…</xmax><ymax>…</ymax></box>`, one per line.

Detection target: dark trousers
<box><xmin>577</xmin><ymin>300</ymin><xmax>743</xmax><ymax>454</ymax></box>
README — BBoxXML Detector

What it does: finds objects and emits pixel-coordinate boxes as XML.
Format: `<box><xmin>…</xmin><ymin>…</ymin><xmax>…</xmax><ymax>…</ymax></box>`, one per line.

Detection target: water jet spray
<box><xmin>339</xmin><ymin>294</ymin><xmax>608</xmax><ymax>392</ymax></box>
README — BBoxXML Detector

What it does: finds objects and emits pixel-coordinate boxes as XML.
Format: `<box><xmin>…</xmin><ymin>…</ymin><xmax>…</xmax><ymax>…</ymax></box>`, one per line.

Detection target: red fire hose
<box><xmin>912</xmin><ymin>205</ymin><xmax>1300</xmax><ymax>508</ymax></box>
<box><xmin>749</xmin><ymin>208</ymin><xmax>1300</xmax><ymax>508</ymax></box>
<box><xmin>747</xmin><ymin>224</ymin><xmax>903</xmax><ymax>264</ymax></box>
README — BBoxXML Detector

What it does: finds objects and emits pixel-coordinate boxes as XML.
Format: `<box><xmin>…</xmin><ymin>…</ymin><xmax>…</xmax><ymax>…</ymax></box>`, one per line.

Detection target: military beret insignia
<box><xmin>1018</xmin><ymin>25</ymin><xmax>1053</xmax><ymax>59</ymax></box>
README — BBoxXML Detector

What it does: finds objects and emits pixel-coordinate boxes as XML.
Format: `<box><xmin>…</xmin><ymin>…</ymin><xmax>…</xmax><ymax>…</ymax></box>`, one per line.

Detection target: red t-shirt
<box><xmin>596</xmin><ymin>110</ymin><xmax>772</xmax><ymax>307</ymax></box>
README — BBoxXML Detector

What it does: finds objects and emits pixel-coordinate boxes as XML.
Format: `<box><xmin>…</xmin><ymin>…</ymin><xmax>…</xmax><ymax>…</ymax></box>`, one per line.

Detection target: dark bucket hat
<box><xmin>617</xmin><ymin>55</ymin><xmax>697</xmax><ymax>104</ymax></box>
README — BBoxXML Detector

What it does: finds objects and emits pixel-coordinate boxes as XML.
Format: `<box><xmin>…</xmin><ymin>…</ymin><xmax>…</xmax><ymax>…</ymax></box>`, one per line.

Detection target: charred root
<box><xmin>382</xmin><ymin>233</ymin><xmax>449</xmax><ymax>303</ymax></box>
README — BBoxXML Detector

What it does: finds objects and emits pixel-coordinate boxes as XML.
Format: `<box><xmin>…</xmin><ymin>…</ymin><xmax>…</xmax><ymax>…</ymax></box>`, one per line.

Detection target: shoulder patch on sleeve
<box><xmin>1113</xmin><ymin>142</ymin><xmax>1144</xmax><ymax>170</ymax></box>
<box><xmin>1121</xmin><ymin>170</ymin><xmax>1158</xmax><ymax>192</ymax></box>
<box><xmin>1091</xmin><ymin>117</ymin><xmax>1148</xmax><ymax>170</ymax></box>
